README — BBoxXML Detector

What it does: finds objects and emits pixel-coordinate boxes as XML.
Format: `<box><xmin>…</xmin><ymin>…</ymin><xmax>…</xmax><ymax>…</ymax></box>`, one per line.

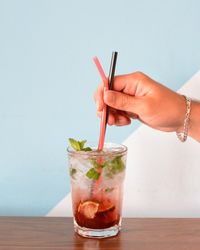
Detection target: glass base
<box><xmin>74</xmin><ymin>220</ymin><xmax>121</xmax><ymax>238</ymax></box>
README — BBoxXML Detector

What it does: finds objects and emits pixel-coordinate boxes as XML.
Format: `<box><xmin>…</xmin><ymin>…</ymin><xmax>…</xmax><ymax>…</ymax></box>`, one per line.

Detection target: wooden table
<box><xmin>1</xmin><ymin>217</ymin><xmax>200</xmax><ymax>249</ymax></box>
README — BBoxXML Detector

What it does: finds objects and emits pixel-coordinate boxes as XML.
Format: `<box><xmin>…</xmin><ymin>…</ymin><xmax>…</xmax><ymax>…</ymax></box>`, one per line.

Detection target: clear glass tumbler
<box><xmin>67</xmin><ymin>142</ymin><xmax>127</xmax><ymax>238</ymax></box>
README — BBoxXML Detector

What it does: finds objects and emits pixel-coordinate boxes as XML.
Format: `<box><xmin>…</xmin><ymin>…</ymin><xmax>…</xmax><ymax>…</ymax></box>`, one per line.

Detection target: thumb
<box><xmin>104</xmin><ymin>90</ymin><xmax>141</xmax><ymax>114</ymax></box>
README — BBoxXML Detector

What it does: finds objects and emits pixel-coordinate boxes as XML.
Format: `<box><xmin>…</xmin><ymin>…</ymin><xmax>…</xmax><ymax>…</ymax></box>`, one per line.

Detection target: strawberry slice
<box><xmin>78</xmin><ymin>201</ymin><xmax>99</xmax><ymax>219</ymax></box>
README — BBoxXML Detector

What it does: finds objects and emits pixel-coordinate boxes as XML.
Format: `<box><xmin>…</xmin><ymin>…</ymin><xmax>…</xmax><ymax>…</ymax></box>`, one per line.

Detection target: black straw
<box><xmin>106</xmin><ymin>51</ymin><xmax>118</xmax><ymax>124</ymax></box>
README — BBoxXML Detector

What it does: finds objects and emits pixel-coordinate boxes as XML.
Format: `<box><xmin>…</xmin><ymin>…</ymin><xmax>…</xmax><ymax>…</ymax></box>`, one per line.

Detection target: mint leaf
<box><xmin>79</xmin><ymin>140</ymin><xmax>87</xmax><ymax>150</ymax></box>
<box><xmin>110</xmin><ymin>156</ymin><xmax>125</xmax><ymax>174</ymax></box>
<box><xmin>82</xmin><ymin>147</ymin><xmax>92</xmax><ymax>151</ymax></box>
<box><xmin>105</xmin><ymin>156</ymin><xmax>125</xmax><ymax>178</ymax></box>
<box><xmin>86</xmin><ymin>168</ymin><xmax>100</xmax><ymax>180</ymax></box>
<box><xmin>69</xmin><ymin>138</ymin><xmax>81</xmax><ymax>151</ymax></box>
<box><xmin>90</xmin><ymin>159</ymin><xmax>107</xmax><ymax>169</ymax></box>
<box><xmin>68</xmin><ymin>138</ymin><xmax>92</xmax><ymax>152</ymax></box>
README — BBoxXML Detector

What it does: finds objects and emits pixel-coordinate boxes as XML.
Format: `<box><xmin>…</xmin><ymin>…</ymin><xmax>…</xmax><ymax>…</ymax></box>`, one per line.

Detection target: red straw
<box><xmin>93</xmin><ymin>57</ymin><xmax>108</xmax><ymax>151</ymax></box>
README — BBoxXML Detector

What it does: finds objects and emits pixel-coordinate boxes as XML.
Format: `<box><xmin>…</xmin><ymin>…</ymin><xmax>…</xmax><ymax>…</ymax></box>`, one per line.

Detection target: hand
<box><xmin>94</xmin><ymin>72</ymin><xmax>186</xmax><ymax>133</ymax></box>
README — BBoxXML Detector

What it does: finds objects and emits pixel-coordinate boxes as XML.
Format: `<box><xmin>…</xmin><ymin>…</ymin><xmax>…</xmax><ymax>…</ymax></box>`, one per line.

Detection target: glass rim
<box><xmin>67</xmin><ymin>142</ymin><xmax>127</xmax><ymax>157</ymax></box>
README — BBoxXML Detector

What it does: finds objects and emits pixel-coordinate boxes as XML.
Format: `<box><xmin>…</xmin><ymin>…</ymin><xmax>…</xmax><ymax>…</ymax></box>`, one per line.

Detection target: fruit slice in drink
<box><xmin>97</xmin><ymin>200</ymin><xmax>115</xmax><ymax>214</ymax></box>
<box><xmin>75</xmin><ymin>199</ymin><xmax>119</xmax><ymax>229</ymax></box>
<box><xmin>78</xmin><ymin>201</ymin><xmax>99</xmax><ymax>219</ymax></box>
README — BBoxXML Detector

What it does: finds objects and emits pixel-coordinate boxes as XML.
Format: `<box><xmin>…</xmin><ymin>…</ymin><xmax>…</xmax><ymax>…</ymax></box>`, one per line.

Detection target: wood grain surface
<box><xmin>0</xmin><ymin>217</ymin><xmax>200</xmax><ymax>249</ymax></box>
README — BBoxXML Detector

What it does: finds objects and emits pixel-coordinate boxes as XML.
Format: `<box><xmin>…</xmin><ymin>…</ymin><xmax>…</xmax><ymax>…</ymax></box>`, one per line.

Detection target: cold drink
<box><xmin>68</xmin><ymin>142</ymin><xmax>127</xmax><ymax>238</ymax></box>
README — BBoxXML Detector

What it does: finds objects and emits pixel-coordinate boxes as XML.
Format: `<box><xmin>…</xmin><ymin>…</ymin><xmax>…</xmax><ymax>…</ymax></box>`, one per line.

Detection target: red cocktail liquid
<box><xmin>74</xmin><ymin>198</ymin><xmax>120</xmax><ymax>229</ymax></box>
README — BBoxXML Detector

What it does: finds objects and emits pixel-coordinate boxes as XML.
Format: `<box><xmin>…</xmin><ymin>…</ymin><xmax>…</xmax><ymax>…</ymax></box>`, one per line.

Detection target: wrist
<box><xmin>176</xmin><ymin>94</ymin><xmax>188</xmax><ymax>133</ymax></box>
<box><xmin>188</xmin><ymin>100</ymin><xmax>200</xmax><ymax>142</ymax></box>
<box><xmin>176</xmin><ymin>96</ymin><xmax>192</xmax><ymax>142</ymax></box>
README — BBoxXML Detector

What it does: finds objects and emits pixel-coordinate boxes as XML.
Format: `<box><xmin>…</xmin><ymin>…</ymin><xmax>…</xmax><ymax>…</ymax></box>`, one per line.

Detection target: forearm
<box><xmin>188</xmin><ymin>100</ymin><xmax>200</xmax><ymax>142</ymax></box>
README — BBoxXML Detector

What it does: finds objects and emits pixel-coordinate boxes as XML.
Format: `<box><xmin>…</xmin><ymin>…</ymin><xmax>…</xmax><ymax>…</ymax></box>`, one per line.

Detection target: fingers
<box><xmin>94</xmin><ymin>71</ymin><xmax>150</xmax><ymax>113</ymax></box>
<box><xmin>94</xmin><ymin>72</ymin><xmax>144</xmax><ymax>111</ymax></box>
<box><xmin>97</xmin><ymin>108</ymin><xmax>132</xmax><ymax>126</ymax></box>
<box><xmin>115</xmin><ymin>113</ymin><xmax>131</xmax><ymax>126</ymax></box>
<box><xmin>111</xmin><ymin>71</ymin><xmax>150</xmax><ymax>95</ymax></box>
<box><xmin>97</xmin><ymin>109</ymin><xmax>115</xmax><ymax>125</ymax></box>
<box><xmin>125</xmin><ymin>111</ymin><xmax>139</xmax><ymax>119</ymax></box>
<box><xmin>104</xmin><ymin>90</ymin><xmax>142</xmax><ymax>114</ymax></box>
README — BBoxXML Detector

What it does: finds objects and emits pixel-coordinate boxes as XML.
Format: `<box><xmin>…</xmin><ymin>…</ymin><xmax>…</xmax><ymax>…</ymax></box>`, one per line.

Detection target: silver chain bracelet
<box><xmin>176</xmin><ymin>96</ymin><xmax>192</xmax><ymax>142</ymax></box>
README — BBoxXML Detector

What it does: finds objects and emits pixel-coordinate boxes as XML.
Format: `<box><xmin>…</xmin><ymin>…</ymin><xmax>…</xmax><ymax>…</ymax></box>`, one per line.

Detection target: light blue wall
<box><xmin>0</xmin><ymin>0</ymin><xmax>200</xmax><ymax>215</ymax></box>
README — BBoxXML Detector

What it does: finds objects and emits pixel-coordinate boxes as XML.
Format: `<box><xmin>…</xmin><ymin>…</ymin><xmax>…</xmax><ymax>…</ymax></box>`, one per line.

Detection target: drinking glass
<box><xmin>67</xmin><ymin>142</ymin><xmax>127</xmax><ymax>238</ymax></box>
